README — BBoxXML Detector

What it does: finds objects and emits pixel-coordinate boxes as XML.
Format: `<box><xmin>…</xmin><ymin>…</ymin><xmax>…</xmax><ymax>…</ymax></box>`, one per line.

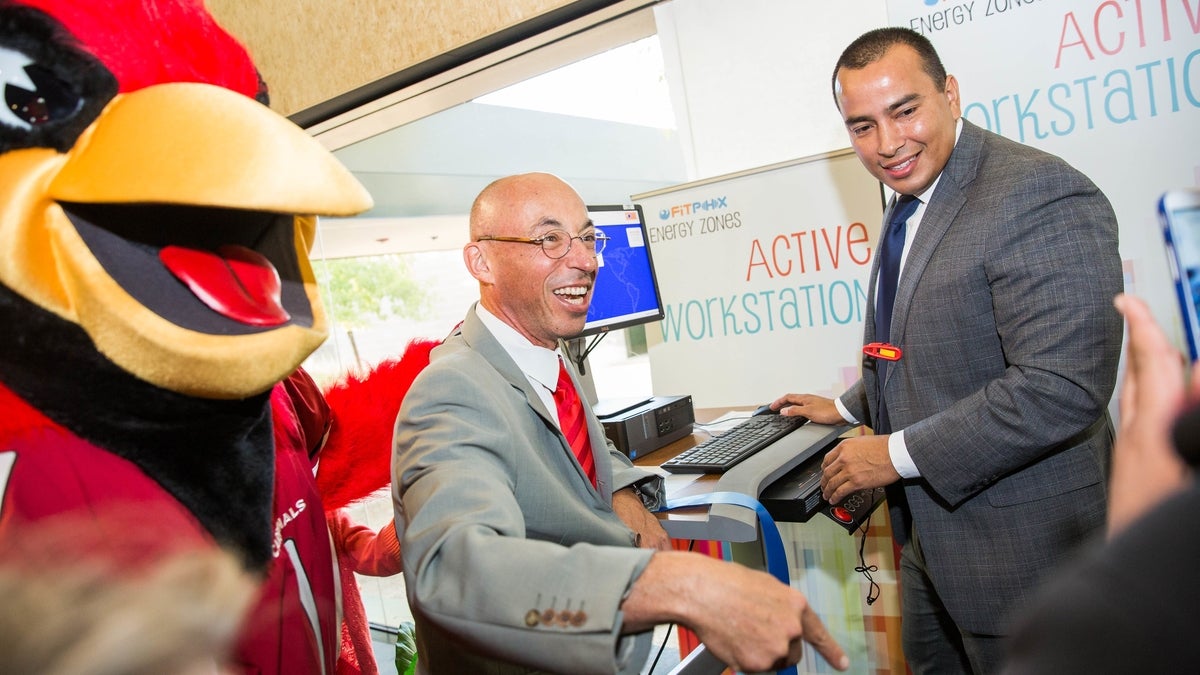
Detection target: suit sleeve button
<box><xmin>524</xmin><ymin>609</ymin><xmax>540</xmax><ymax>627</ymax></box>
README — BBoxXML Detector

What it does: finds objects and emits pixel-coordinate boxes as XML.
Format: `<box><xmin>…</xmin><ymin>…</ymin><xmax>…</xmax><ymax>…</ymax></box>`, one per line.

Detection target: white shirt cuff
<box><xmin>833</xmin><ymin>397</ymin><xmax>858</xmax><ymax>425</ymax></box>
<box><xmin>888</xmin><ymin>430</ymin><xmax>920</xmax><ymax>478</ymax></box>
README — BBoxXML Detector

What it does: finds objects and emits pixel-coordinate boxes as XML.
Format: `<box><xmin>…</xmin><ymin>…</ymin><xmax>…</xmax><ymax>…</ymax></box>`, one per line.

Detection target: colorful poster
<box><xmin>634</xmin><ymin>150</ymin><xmax>883</xmax><ymax>409</ymax></box>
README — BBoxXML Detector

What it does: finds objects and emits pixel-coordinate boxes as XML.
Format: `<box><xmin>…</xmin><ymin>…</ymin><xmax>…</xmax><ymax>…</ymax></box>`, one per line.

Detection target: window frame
<box><xmin>303</xmin><ymin>1</ymin><xmax>659</xmax><ymax>152</ymax></box>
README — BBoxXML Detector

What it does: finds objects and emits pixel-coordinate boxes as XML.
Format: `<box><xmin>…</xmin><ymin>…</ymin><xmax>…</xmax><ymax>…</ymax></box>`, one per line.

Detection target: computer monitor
<box><xmin>579</xmin><ymin>204</ymin><xmax>664</xmax><ymax>337</ymax></box>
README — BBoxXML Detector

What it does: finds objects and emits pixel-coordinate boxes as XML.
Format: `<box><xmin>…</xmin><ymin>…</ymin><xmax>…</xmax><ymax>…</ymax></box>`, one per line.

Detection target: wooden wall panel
<box><xmin>207</xmin><ymin>0</ymin><xmax>574</xmax><ymax>117</ymax></box>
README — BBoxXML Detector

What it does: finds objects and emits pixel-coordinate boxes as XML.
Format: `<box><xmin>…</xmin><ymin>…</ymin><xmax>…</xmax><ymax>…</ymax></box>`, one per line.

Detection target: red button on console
<box><xmin>831</xmin><ymin>506</ymin><xmax>853</xmax><ymax>523</ymax></box>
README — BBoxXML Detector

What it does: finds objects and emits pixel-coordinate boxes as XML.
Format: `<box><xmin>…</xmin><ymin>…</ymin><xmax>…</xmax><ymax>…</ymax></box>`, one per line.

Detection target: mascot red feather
<box><xmin>0</xmin><ymin>1</ymin><xmax>391</xmax><ymax>673</ymax></box>
<box><xmin>319</xmin><ymin>342</ymin><xmax>438</xmax><ymax>511</ymax></box>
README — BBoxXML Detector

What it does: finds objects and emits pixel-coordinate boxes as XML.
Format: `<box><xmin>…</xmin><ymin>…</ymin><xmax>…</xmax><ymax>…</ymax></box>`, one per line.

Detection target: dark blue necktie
<box><xmin>874</xmin><ymin>194</ymin><xmax>919</xmax><ymax>432</ymax></box>
<box><xmin>875</xmin><ymin>194</ymin><xmax>919</xmax><ymax>344</ymax></box>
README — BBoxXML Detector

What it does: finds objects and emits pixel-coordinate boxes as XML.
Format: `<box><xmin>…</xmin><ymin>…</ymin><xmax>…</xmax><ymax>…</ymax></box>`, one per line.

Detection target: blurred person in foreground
<box><xmin>1002</xmin><ymin>293</ymin><xmax>1199</xmax><ymax>674</ymax></box>
<box><xmin>0</xmin><ymin>515</ymin><xmax>256</xmax><ymax>675</ymax></box>
<box><xmin>391</xmin><ymin>172</ymin><xmax>849</xmax><ymax>674</ymax></box>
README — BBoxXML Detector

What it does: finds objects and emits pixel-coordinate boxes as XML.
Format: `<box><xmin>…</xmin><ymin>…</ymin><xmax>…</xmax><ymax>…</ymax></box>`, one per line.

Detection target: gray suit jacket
<box><xmin>840</xmin><ymin>120</ymin><xmax>1123</xmax><ymax>634</ymax></box>
<box><xmin>392</xmin><ymin>307</ymin><xmax>665</xmax><ymax>674</ymax></box>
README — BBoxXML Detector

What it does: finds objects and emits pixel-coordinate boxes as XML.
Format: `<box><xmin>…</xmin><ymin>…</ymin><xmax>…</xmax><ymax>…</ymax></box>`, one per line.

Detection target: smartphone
<box><xmin>1158</xmin><ymin>188</ymin><xmax>1200</xmax><ymax>360</ymax></box>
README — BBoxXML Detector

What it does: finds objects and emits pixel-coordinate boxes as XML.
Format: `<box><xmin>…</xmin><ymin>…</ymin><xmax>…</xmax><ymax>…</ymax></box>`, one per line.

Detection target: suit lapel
<box><xmin>459</xmin><ymin>307</ymin><xmax>605</xmax><ymax>495</ymax></box>
<box><xmin>460</xmin><ymin>308</ymin><xmax>555</xmax><ymax>423</ymax></box>
<box><xmin>889</xmin><ymin>121</ymin><xmax>983</xmax><ymax>345</ymax></box>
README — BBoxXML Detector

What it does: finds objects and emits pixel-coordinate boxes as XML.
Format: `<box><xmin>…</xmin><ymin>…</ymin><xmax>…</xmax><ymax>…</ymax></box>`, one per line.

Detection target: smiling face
<box><xmin>0</xmin><ymin>2</ymin><xmax>374</xmax><ymax>399</ymax></box>
<box><xmin>835</xmin><ymin>43</ymin><xmax>961</xmax><ymax>197</ymax></box>
<box><xmin>465</xmin><ymin>173</ymin><xmax>597</xmax><ymax>349</ymax></box>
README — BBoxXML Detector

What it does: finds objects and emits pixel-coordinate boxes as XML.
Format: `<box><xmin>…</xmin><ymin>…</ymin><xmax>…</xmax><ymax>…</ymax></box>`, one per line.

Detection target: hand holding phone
<box><xmin>1158</xmin><ymin>188</ymin><xmax>1200</xmax><ymax>360</ymax></box>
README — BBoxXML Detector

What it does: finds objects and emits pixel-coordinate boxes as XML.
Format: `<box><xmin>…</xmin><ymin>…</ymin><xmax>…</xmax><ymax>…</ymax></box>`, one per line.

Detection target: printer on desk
<box><xmin>595</xmin><ymin>394</ymin><xmax>694</xmax><ymax>459</ymax></box>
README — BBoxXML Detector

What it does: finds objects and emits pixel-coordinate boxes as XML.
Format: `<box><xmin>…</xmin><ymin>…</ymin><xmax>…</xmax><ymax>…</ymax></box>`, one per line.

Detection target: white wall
<box><xmin>655</xmin><ymin>0</ymin><xmax>889</xmax><ymax>178</ymax></box>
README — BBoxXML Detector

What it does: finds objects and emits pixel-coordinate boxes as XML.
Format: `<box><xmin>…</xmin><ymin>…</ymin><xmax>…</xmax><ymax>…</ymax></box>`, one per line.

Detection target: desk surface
<box><xmin>633</xmin><ymin>409</ymin><xmax>852</xmax><ymax>542</ymax></box>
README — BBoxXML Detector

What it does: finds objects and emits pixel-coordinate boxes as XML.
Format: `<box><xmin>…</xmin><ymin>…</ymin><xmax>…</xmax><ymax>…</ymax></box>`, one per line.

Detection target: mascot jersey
<box><xmin>0</xmin><ymin>1</ymin><xmax>373</xmax><ymax>673</ymax></box>
<box><xmin>0</xmin><ymin>382</ymin><xmax>340</xmax><ymax>675</ymax></box>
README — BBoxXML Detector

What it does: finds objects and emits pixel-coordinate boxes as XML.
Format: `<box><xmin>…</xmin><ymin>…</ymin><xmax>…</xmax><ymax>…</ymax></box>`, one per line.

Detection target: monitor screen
<box><xmin>579</xmin><ymin>204</ymin><xmax>665</xmax><ymax>337</ymax></box>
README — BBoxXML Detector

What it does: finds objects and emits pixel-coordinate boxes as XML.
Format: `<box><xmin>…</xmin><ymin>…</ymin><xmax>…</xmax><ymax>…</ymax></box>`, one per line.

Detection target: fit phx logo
<box><xmin>658</xmin><ymin>196</ymin><xmax>728</xmax><ymax>220</ymax></box>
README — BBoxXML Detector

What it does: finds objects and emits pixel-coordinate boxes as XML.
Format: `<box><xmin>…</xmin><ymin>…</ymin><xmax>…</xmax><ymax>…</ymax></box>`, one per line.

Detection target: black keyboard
<box><xmin>660</xmin><ymin>414</ymin><xmax>807</xmax><ymax>473</ymax></box>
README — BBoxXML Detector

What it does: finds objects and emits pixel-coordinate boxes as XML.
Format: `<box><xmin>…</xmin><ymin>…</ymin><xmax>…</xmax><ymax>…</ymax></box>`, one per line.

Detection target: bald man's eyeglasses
<box><xmin>476</xmin><ymin>230</ymin><xmax>609</xmax><ymax>259</ymax></box>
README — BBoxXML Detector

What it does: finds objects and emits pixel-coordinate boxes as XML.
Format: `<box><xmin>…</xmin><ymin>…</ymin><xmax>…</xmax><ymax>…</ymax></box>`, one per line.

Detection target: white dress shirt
<box><xmin>475</xmin><ymin>304</ymin><xmax>567</xmax><ymax>430</ymax></box>
<box><xmin>836</xmin><ymin>120</ymin><xmax>963</xmax><ymax>478</ymax></box>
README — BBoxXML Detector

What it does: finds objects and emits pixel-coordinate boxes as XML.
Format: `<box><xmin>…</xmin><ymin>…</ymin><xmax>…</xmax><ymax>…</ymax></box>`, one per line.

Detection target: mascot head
<box><xmin>0</xmin><ymin>0</ymin><xmax>371</xmax><ymax>399</ymax></box>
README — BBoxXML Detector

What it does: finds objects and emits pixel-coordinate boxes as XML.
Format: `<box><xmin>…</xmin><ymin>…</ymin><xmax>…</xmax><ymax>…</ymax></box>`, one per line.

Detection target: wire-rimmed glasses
<box><xmin>476</xmin><ymin>229</ymin><xmax>609</xmax><ymax>259</ymax></box>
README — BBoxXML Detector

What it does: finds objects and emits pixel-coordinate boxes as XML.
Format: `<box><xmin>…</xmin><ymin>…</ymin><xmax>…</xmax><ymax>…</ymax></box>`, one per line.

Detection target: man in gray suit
<box><xmin>393</xmin><ymin>172</ymin><xmax>849</xmax><ymax>674</ymax></box>
<box><xmin>769</xmin><ymin>28</ymin><xmax>1123</xmax><ymax>674</ymax></box>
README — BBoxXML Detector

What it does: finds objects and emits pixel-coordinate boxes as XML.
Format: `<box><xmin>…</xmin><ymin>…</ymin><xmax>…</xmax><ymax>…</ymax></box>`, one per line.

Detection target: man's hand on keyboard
<box><xmin>819</xmin><ymin>436</ymin><xmax>899</xmax><ymax>504</ymax></box>
<box><xmin>770</xmin><ymin>394</ymin><xmax>844</xmax><ymax>425</ymax></box>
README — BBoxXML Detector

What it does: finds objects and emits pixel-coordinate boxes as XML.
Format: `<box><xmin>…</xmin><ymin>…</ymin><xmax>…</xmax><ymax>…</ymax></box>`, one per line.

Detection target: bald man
<box><xmin>392</xmin><ymin>173</ymin><xmax>849</xmax><ymax>674</ymax></box>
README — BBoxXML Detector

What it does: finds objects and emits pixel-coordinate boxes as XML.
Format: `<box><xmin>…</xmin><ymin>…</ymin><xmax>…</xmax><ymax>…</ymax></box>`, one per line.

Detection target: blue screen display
<box><xmin>581</xmin><ymin>205</ymin><xmax>664</xmax><ymax>336</ymax></box>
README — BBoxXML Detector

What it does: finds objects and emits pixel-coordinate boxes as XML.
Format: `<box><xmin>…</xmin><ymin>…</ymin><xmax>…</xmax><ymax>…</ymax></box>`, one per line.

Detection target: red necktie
<box><xmin>553</xmin><ymin>357</ymin><xmax>596</xmax><ymax>487</ymax></box>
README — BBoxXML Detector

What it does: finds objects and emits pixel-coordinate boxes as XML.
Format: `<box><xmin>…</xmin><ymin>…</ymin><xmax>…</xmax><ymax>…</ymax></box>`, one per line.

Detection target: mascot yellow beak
<box><xmin>0</xmin><ymin>82</ymin><xmax>372</xmax><ymax>398</ymax></box>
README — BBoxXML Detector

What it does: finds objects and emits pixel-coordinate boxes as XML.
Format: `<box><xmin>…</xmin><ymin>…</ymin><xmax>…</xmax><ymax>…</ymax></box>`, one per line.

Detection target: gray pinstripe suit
<box><xmin>840</xmin><ymin>119</ymin><xmax>1124</xmax><ymax>637</ymax></box>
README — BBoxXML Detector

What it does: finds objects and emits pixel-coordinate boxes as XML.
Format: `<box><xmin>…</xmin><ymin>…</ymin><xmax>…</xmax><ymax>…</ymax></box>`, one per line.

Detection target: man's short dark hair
<box><xmin>831</xmin><ymin>27</ymin><xmax>948</xmax><ymax>107</ymax></box>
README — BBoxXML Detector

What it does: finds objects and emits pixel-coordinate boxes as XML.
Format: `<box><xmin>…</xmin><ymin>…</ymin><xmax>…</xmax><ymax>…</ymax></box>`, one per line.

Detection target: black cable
<box><xmin>644</xmin><ymin>539</ymin><xmax>695</xmax><ymax>673</ymax></box>
<box><xmin>644</xmin><ymin>622</ymin><xmax>674</xmax><ymax>674</ymax></box>
<box><xmin>562</xmin><ymin>333</ymin><xmax>606</xmax><ymax>376</ymax></box>
<box><xmin>854</xmin><ymin>515</ymin><xmax>880</xmax><ymax>605</ymax></box>
<box><xmin>579</xmin><ymin>332</ymin><xmax>607</xmax><ymax>363</ymax></box>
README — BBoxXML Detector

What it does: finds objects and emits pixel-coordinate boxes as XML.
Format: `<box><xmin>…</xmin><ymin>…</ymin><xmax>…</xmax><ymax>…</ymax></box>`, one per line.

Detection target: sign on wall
<box><xmin>633</xmin><ymin>150</ymin><xmax>883</xmax><ymax>408</ymax></box>
<box><xmin>889</xmin><ymin>0</ymin><xmax>1200</xmax><ymax>346</ymax></box>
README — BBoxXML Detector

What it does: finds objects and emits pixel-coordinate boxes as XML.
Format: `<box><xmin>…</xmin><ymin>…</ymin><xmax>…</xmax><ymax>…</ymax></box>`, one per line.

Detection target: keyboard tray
<box><xmin>660</xmin><ymin>414</ymin><xmax>807</xmax><ymax>473</ymax></box>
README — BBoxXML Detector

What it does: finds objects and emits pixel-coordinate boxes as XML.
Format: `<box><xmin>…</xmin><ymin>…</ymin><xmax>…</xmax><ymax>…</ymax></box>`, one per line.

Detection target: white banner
<box><xmin>888</xmin><ymin>0</ymin><xmax>1200</xmax><ymax>345</ymax></box>
<box><xmin>634</xmin><ymin>150</ymin><xmax>883</xmax><ymax>408</ymax></box>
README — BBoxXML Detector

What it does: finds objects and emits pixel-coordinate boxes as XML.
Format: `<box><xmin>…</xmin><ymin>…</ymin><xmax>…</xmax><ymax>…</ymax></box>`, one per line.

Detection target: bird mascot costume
<box><xmin>0</xmin><ymin>1</ymin><xmax>424</xmax><ymax>673</ymax></box>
